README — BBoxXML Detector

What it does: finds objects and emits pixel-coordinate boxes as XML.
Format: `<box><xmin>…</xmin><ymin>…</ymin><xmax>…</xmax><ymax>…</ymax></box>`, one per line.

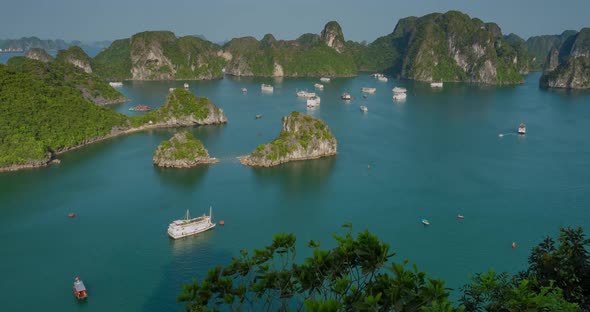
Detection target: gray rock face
<box><xmin>320</xmin><ymin>21</ymin><xmax>345</xmax><ymax>53</ymax></box>
<box><xmin>130</xmin><ymin>32</ymin><xmax>176</xmax><ymax>80</ymax></box>
<box><xmin>153</xmin><ymin>131</ymin><xmax>218</xmax><ymax>168</ymax></box>
<box><xmin>240</xmin><ymin>112</ymin><xmax>337</xmax><ymax>167</ymax></box>
<box><xmin>56</xmin><ymin>46</ymin><xmax>93</xmax><ymax>73</ymax></box>
<box><xmin>25</xmin><ymin>48</ymin><xmax>53</xmax><ymax>63</ymax></box>
<box><xmin>541</xmin><ymin>28</ymin><xmax>590</xmax><ymax>89</ymax></box>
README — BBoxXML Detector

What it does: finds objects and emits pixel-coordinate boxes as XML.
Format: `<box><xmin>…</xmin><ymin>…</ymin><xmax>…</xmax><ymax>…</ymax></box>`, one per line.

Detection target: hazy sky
<box><xmin>0</xmin><ymin>0</ymin><xmax>588</xmax><ymax>42</ymax></box>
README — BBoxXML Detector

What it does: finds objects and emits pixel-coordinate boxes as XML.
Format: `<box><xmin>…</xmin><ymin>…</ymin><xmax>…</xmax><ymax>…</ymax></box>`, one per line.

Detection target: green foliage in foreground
<box><xmin>179</xmin><ymin>226</ymin><xmax>589</xmax><ymax>311</ymax></box>
<box><xmin>0</xmin><ymin>61</ymin><xmax>128</xmax><ymax>166</ymax></box>
<box><xmin>130</xmin><ymin>88</ymin><xmax>212</xmax><ymax>127</ymax></box>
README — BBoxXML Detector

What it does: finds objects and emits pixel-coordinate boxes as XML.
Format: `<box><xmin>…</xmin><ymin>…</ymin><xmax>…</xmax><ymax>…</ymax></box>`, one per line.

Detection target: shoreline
<box><xmin>0</xmin><ymin>121</ymin><xmax>227</xmax><ymax>173</ymax></box>
<box><xmin>238</xmin><ymin>152</ymin><xmax>336</xmax><ymax>167</ymax></box>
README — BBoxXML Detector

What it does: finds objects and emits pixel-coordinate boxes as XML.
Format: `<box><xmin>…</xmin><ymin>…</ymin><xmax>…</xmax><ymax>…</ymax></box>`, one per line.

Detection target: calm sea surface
<box><xmin>1</xmin><ymin>71</ymin><xmax>590</xmax><ymax>311</ymax></box>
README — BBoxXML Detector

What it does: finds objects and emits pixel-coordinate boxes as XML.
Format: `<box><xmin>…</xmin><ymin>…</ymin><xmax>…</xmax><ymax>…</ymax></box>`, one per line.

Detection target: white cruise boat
<box><xmin>169</xmin><ymin>87</ymin><xmax>176</xmax><ymax>92</ymax></box>
<box><xmin>377</xmin><ymin>76</ymin><xmax>388</xmax><ymax>82</ymax></box>
<box><xmin>361</xmin><ymin>87</ymin><xmax>376</xmax><ymax>94</ymax></box>
<box><xmin>360</xmin><ymin>105</ymin><xmax>368</xmax><ymax>112</ymax></box>
<box><xmin>392</xmin><ymin>87</ymin><xmax>407</xmax><ymax>94</ymax></box>
<box><xmin>518</xmin><ymin>123</ymin><xmax>526</xmax><ymax>135</ymax></box>
<box><xmin>371</xmin><ymin>73</ymin><xmax>384</xmax><ymax>78</ymax></box>
<box><xmin>320</xmin><ymin>77</ymin><xmax>331</xmax><ymax>82</ymax></box>
<box><xmin>183</xmin><ymin>83</ymin><xmax>189</xmax><ymax>89</ymax></box>
<box><xmin>108</xmin><ymin>82</ymin><xmax>123</xmax><ymax>87</ymax></box>
<box><xmin>314</xmin><ymin>83</ymin><xmax>324</xmax><ymax>90</ymax></box>
<box><xmin>261</xmin><ymin>84</ymin><xmax>274</xmax><ymax>93</ymax></box>
<box><xmin>296</xmin><ymin>90</ymin><xmax>316</xmax><ymax>98</ymax></box>
<box><xmin>306</xmin><ymin>96</ymin><xmax>321</xmax><ymax>108</ymax></box>
<box><xmin>430</xmin><ymin>82</ymin><xmax>443</xmax><ymax>88</ymax></box>
<box><xmin>341</xmin><ymin>92</ymin><xmax>352</xmax><ymax>100</ymax></box>
<box><xmin>393</xmin><ymin>93</ymin><xmax>407</xmax><ymax>101</ymax></box>
<box><xmin>168</xmin><ymin>207</ymin><xmax>216</xmax><ymax>239</ymax></box>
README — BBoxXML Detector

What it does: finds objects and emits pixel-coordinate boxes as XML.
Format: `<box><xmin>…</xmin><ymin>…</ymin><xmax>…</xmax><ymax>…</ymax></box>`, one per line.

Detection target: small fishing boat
<box><xmin>314</xmin><ymin>83</ymin><xmax>324</xmax><ymax>90</ymax></box>
<box><xmin>255</xmin><ymin>114</ymin><xmax>262</xmax><ymax>119</ymax></box>
<box><xmin>341</xmin><ymin>92</ymin><xmax>352</xmax><ymax>100</ymax></box>
<box><xmin>378</xmin><ymin>76</ymin><xmax>388</xmax><ymax>82</ymax></box>
<box><xmin>457</xmin><ymin>214</ymin><xmax>464</xmax><ymax>219</ymax></box>
<box><xmin>518</xmin><ymin>123</ymin><xmax>526</xmax><ymax>135</ymax></box>
<box><xmin>320</xmin><ymin>77</ymin><xmax>331</xmax><ymax>82</ymax></box>
<box><xmin>168</xmin><ymin>207</ymin><xmax>216</xmax><ymax>239</ymax></box>
<box><xmin>430</xmin><ymin>81</ymin><xmax>443</xmax><ymax>88</ymax></box>
<box><xmin>421</xmin><ymin>219</ymin><xmax>430</xmax><ymax>226</ymax></box>
<box><xmin>241</xmin><ymin>87</ymin><xmax>247</xmax><ymax>93</ymax></box>
<box><xmin>261</xmin><ymin>84</ymin><xmax>274</xmax><ymax>93</ymax></box>
<box><xmin>73</xmin><ymin>277</ymin><xmax>88</xmax><ymax>300</ymax></box>
<box><xmin>128</xmin><ymin>105</ymin><xmax>152</xmax><ymax>112</ymax></box>
<box><xmin>361</xmin><ymin>87</ymin><xmax>376</xmax><ymax>94</ymax></box>
<box><xmin>360</xmin><ymin>105</ymin><xmax>368</xmax><ymax>113</ymax></box>
<box><xmin>108</xmin><ymin>82</ymin><xmax>123</xmax><ymax>87</ymax></box>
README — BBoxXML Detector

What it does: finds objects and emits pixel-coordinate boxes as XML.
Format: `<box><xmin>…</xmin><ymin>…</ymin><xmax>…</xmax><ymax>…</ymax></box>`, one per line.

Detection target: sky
<box><xmin>0</xmin><ymin>0</ymin><xmax>588</xmax><ymax>43</ymax></box>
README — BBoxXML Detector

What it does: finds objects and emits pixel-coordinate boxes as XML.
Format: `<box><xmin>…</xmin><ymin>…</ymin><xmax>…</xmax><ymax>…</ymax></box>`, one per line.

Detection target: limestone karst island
<box><xmin>1</xmin><ymin>2</ymin><xmax>590</xmax><ymax>311</ymax></box>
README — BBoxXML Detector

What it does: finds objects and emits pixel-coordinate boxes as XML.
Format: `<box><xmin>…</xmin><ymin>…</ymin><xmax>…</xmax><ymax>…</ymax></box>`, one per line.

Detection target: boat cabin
<box><xmin>73</xmin><ymin>277</ymin><xmax>88</xmax><ymax>300</ymax></box>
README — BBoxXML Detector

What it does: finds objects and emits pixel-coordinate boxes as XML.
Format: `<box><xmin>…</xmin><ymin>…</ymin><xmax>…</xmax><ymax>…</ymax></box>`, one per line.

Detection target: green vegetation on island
<box><xmin>240</xmin><ymin>112</ymin><xmax>336</xmax><ymax>167</ymax></box>
<box><xmin>93</xmin><ymin>31</ymin><xmax>226</xmax><ymax>81</ymax></box>
<box><xmin>130</xmin><ymin>88</ymin><xmax>226</xmax><ymax>128</ymax></box>
<box><xmin>179</xmin><ymin>225</ymin><xmax>587</xmax><ymax>311</ymax></box>
<box><xmin>25</xmin><ymin>48</ymin><xmax>53</xmax><ymax>63</ymax></box>
<box><xmin>55</xmin><ymin>46</ymin><xmax>94</xmax><ymax>73</ymax></box>
<box><xmin>153</xmin><ymin>131</ymin><xmax>217</xmax><ymax>168</ymax></box>
<box><xmin>526</xmin><ymin>30</ymin><xmax>577</xmax><ymax>71</ymax></box>
<box><xmin>0</xmin><ymin>60</ymin><xmax>128</xmax><ymax>168</ymax></box>
<box><xmin>351</xmin><ymin>11</ymin><xmax>527</xmax><ymax>84</ymax></box>
<box><xmin>0</xmin><ymin>59</ymin><xmax>226</xmax><ymax>171</ymax></box>
<box><xmin>541</xmin><ymin>28</ymin><xmax>590</xmax><ymax>89</ymax></box>
<box><xmin>223</xmin><ymin>22</ymin><xmax>357</xmax><ymax>77</ymax></box>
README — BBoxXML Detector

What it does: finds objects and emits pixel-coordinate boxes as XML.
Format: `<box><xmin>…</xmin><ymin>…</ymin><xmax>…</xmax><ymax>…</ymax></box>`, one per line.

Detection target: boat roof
<box><xmin>74</xmin><ymin>281</ymin><xmax>86</xmax><ymax>291</ymax></box>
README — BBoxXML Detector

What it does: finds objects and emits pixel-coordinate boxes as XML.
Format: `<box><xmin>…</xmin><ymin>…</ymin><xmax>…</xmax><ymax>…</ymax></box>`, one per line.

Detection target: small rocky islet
<box><xmin>239</xmin><ymin>112</ymin><xmax>337</xmax><ymax>167</ymax></box>
<box><xmin>153</xmin><ymin>131</ymin><xmax>217</xmax><ymax>168</ymax></box>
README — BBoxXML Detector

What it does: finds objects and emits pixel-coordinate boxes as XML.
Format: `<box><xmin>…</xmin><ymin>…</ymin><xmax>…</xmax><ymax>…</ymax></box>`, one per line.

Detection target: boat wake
<box><xmin>498</xmin><ymin>133</ymin><xmax>516</xmax><ymax>138</ymax></box>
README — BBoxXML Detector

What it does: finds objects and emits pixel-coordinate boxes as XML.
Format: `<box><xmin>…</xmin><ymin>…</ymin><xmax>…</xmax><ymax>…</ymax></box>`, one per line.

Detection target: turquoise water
<box><xmin>2</xmin><ymin>73</ymin><xmax>590</xmax><ymax>311</ymax></box>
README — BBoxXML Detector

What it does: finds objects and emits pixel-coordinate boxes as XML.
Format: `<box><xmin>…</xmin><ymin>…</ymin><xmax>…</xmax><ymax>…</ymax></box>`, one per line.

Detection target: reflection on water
<box><xmin>252</xmin><ymin>156</ymin><xmax>336</xmax><ymax>195</ymax></box>
<box><xmin>154</xmin><ymin>165</ymin><xmax>210</xmax><ymax>189</ymax></box>
<box><xmin>169</xmin><ymin>229</ymin><xmax>216</xmax><ymax>256</ymax></box>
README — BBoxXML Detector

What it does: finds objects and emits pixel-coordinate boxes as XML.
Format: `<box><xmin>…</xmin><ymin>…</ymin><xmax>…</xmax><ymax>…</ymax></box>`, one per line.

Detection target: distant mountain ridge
<box><xmin>0</xmin><ymin>37</ymin><xmax>110</xmax><ymax>52</ymax></box>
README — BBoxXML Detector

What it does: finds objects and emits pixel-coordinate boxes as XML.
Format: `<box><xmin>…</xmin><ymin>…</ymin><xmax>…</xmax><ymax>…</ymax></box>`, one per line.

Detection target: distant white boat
<box><xmin>430</xmin><ymin>82</ymin><xmax>443</xmax><ymax>88</ymax></box>
<box><xmin>108</xmin><ymin>82</ymin><xmax>123</xmax><ymax>87</ymax></box>
<box><xmin>169</xmin><ymin>87</ymin><xmax>176</xmax><ymax>92</ymax></box>
<box><xmin>393</xmin><ymin>93</ymin><xmax>407</xmax><ymax>101</ymax></box>
<box><xmin>183</xmin><ymin>83</ymin><xmax>189</xmax><ymax>89</ymax></box>
<box><xmin>306</xmin><ymin>96</ymin><xmax>321</xmax><ymax>108</ymax></box>
<box><xmin>320</xmin><ymin>77</ymin><xmax>331</xmax><ymax>82</ymax></box>
<box><xmin>361</xmin><ymin>87</ymin><xmax>376</xmax><ymax>94</ymax></box>
<box><xmin>360</xmin><ymin>105</ymin><xmax>368</xmax><ymax>112</ymax></box>
<box><xmin>518</xmin><ymin>123</ymin><xmax>526</xmax><ymax>135</ymax></box>
<box><xmin>261</xmin><ymin>84</ymin><xmax>274</xmax><ymax>93</ymax></box>
<box><xmin>377</xmin><ymin>76</ymin><xmax>388</xmax><ymax>82</ymax></box>
<box><xmin>392</xmin><ymin>87</ymin><xmax>407</xmax><ymax>94</ymax></box>
<box><xmin>314</xmin><ymin>83</ymin><xmax>324</xmax><ymax>90</ymax></box>
<box><xmin>241</xmin><ymin>87</ymin><xmax>247</xmax><ymax>93</ymax></box>
<box><xmin>371</xmin><ymin>73</ymin><xmax>384</xmax><ymax>78</ymax></box>
<box><xmin>297</xmin><ymin>90</ymin><xmax>316</xmax><ymax>98</ymax></box>
<box><xmin>341</xmin><ymin>92</ymin><xmax>352</xmax><ymax>100</ymax></box>
<box><xmin>168</xmin><ymin>207</ymin><xmax>216</xmax><ymax>240</ymax></box>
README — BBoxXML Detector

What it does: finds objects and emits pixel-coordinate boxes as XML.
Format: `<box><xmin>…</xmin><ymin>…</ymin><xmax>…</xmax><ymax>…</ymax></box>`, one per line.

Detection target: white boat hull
<box><xmin>168</xmin><ymin>222</ymin><xmax>216</xmax><ymax>239</ymax></box>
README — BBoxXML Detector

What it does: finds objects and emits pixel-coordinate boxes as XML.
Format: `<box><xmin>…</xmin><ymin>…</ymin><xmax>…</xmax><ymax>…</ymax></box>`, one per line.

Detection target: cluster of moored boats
<box><xmin>128</xmin><ymin>105</ymin><xmax>152</xmax><ymax>112</ymax></box>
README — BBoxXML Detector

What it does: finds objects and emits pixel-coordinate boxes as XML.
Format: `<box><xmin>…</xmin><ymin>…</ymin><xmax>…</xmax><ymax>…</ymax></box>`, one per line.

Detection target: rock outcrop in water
<box><xmin>25</xmin><ymin>48</ymin><xmax>53</xmax><ymax>63</ymax></box>
<box><xmin>93</xmin><ymin>31</ymin><xmax>225</xmax><ymax>81</ymax></box>
<box><xmin>153</xmin><ymin>131</ymin><xmax>217</xmax><ymax>168</ymax></box>
<box><xmin>56</xmin><ymin>46</ymin><xmax>93</xmax><ymax>73</ymax></box>
<box><xmin>540</xmin><ymin>28</ymin><xmax>590</xmax><ymax>89</ymax></box>
<box><xmin>240</xmin><ymin>112</ymin><xmax>337</xmax><ymax>167</ymax></box>
<box><xmin>131</xmin><ymin>88</ymin><xmax>227</xmax><ymax>128</ymax></box>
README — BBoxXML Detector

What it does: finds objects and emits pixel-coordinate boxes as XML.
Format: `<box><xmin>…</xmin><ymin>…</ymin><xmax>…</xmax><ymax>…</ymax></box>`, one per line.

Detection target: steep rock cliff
<box><xmin>55</xmin><ymin>46</ymin><xmax>93</xmax><ymax>73</ymax></box>
<box><xmin>25</xmin><ymin>48</ymin><xmax>53</xmax><ymax>63</ymax></box>
<box><xmin>153</xmin><ymin>131</ymin><xmax>217</xmax><ymax>168</ymax></box>
<box><xmin>541</xmin><ymin>28</ymin><xmax>590</xmax><ymax>89</ymax></box>
<box><xmin>240</xmin><ymin>112</ymin><xmax>337</xmax><ymax>167</ymax></box>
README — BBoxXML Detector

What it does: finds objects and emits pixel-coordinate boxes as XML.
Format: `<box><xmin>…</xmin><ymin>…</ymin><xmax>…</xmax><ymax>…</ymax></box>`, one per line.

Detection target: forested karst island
<box><xmin>540</xmin><ymin>28</ymin><xmax>590</xmax><ymax>89</ymax></box>
<box><xmin>239</xmin><ymin>112</ymin><xmax>337</xmax><ymax>167</ymax></box>
<box><xmin>0</xmin><ymin>59</ymin><xmax>226</xmax><ymax>171</ymax></box>
<box><xmin>153</xmin><ymin>131</ymin><xmax>217</xmax><ymax>168</ymax></box>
